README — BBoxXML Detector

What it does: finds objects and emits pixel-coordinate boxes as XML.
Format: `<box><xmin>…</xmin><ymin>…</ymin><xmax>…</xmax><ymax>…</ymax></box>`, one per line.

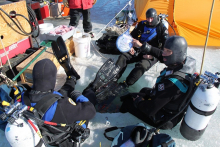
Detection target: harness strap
<box><xmin>104</xmin><ymin>126</ymin><xmax>124</xmax><ymax>141</ymax></box>
<box><xmin>34</xmin><ymin>94</ymin><xmax>62</xmax><ymax>118</ymax></box>
<box><xmin>41</xmin><ymin>126</ymin><xmax>72</xmax><ymax>145</ymax></box>
<box><xmin>23</xmin><ymin>92</ymin><xmax>62</xmax><ymax>118</ymax></box>
<box><xmin>23</xmin><ymin>92</ymin><xmax>31</xmax><ymax>106</ymax></box>
<box><xmin>168</xmin><ymin>78</ymin><xmax>188</xmax><ymax>93</ymax></box>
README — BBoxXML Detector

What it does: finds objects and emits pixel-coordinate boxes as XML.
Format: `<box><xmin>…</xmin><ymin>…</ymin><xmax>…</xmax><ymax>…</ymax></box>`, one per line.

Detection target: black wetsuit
<box><xmin>22</xmin><ymin>78</ymin><xmax>97</xmax><ymax>133</ymax></box>
<box><xmin>119</xmin><ymin>48</ymin><xmax>196</xmax><ymax>129</ymax></box>
<box><xmin>115</xmin><ymin>21</ymin><xmax>168</xmax><ymax>86</ymax></box>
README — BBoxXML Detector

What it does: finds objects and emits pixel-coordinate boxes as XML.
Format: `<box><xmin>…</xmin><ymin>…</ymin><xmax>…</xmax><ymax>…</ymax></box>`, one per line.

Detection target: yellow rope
<box><xmin>200</xmin><ymin>0</ymin><xmax>215</xmax><ymax>74</ymax></box>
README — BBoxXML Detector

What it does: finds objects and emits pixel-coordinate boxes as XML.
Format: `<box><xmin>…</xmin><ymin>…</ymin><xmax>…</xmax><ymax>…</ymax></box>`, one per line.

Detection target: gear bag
<box><xmin>95</xmin><ymin>33</ymin><xmax>121</xmax><ymax>55</ymax></box>
<box><xmin>104</xmin><ymin>123</ymin><xmax>175</xmax><ymax>147</ymax></box>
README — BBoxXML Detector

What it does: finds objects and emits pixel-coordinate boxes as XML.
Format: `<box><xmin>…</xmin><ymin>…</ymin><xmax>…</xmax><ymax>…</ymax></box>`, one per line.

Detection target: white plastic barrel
<box><xmin>73</xmin><ymin>33</ymin><xmax>91</xmax><ymax>58</ymax></box>
<box><xmin>38</xmin><ymin>23</ymin><xmax>54</xmax><ymax>42</ymax></box>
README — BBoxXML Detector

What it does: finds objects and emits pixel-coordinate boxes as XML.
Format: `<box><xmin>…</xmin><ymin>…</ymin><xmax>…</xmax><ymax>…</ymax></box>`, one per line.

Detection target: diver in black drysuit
<box><xmin>119</xmin><ymin>36</ymin><xmax>196</xmax><ymax>129</ymax></box>
<box><xmin>112</xmin><ymin>8</ymin><xmax>169</xmax><ymax>93</ymax></box>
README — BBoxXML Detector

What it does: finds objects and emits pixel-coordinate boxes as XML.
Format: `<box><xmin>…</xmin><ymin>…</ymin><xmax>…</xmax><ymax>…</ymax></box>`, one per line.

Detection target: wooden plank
<box><xmin>16</xmin><ymin>47</ymin><xmax>60</xmax><ymax>73</ymax></box>
<box><xmin>0</xmin><ymin>0</ymin><xmax>31</xmax><ymax>49</ymax></box>
<box><xmin>16</xmin><ymin>37</ymin><xmax>75</xmax><ymax>84</ymax></box>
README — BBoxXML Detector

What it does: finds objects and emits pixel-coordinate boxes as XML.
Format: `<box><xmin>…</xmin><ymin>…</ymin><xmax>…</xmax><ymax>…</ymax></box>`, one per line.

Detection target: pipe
<box><xmin>200</xmin><ymin>0</ymin><xmax>215</xmax><ymax>74</ymax></box>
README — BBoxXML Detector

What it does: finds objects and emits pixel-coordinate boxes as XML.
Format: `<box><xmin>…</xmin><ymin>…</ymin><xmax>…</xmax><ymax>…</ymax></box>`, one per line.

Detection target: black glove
<box><xmin>139</xmin><ymin>42</ymin><xmax>152</xmax><ymax>54</ymax></box>
<box><xmin>59</xmin><ymin>76</ymin><xmax>77</xmax><ymax>98</ymax></box>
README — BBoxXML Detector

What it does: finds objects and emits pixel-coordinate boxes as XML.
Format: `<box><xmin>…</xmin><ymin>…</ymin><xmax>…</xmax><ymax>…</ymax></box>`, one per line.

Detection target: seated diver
<box><xmin>19</xmin><ymin>58</ymin><xmax>96</xmax><ymax>146</ymax></box>
<box><xmin>119</xmin><ymin>35</ymin><xmax>196</xmax><ymax>129</ymax></box>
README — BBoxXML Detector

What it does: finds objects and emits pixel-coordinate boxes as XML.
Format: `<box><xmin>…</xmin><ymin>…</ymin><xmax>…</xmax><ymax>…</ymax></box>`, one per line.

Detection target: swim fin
<box><xmin>92</xmin><ymin>58</ymin><xmax>121</xmax><ymax>91</ymax></box>
<box><xmin>51</xmin><ymin>36</ymin><xmax>80</xmax><ymax>80</ymax></box>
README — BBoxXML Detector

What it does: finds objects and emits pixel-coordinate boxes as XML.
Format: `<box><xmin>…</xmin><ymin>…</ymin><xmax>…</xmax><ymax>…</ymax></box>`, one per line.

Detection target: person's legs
<box><xmin>120</xmin><ymin>98</ymin><xmax>155</xmax><ymax>126</ymax></box>
<box><xmin>69</xmin><ymin>9</ymin><xmax>81</xmax><ymax>27</ymax></box>
<box><xmin>115</xmin><ymin>53</ymin><xmax>135</xmax><ymax>80</ymax></box>
<box><xmin>82</xmin><ymin>9</ymin><xmax>92</xmax><ymax>33</ymax></box>
<box><xmin>111</xmin><ymin>53</ymin><xmax>141</xmax><ymax>95</ymax></box>
<box><xmin>126</xmin><ymin>58</ymin><xmax>158</xmax><ymax>86</ymax></box>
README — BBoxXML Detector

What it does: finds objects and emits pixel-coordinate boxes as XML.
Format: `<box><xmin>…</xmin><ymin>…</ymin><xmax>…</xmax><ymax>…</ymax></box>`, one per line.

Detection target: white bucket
<box><xmin>38</xmin><ymin>23</ymin><xmax>54</xmax><ymax>42</ymax></box>
<box><xmin>73</xmin><ymin>33</ymin><xmax>91</xmax><ymax>58</ymax></box>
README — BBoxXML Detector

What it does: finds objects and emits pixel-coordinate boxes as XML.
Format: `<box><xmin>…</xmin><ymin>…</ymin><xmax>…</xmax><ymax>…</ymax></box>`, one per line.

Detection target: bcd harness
<box><xmin>18</xmin><ymin>86</ymin><xmax>90</xmax><ymax>147</ymax></box>
<box><xmin>155</xmin><ymin>69</ymin><xmax>192</xmax><ymax>114</ymax></box>
<box><xmin>138</xmin><ymin>20</ymin><xmax>164</xmax><ymax>48</ymax></box>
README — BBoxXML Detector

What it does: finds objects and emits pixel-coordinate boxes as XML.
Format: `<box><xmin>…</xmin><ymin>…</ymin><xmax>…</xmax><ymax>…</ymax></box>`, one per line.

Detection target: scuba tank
<box><xmin>158</xmin><ymin>14</ymin><xmax>168</xmax><ymax>29</ymax></box>
<box><xmin>180</xmin><ymin>71</ymin><xmax>220</xmax><ymax>141</ymax></box>
<box><xmin>5</xmin><ymin>117</ymin><xmax>45</xmax><ymax>147</ymax></box>
<box><xmin>0</xmin><ymin>101</ymin><xmax>46</xmax><ymax>147</ymax></box>
<box><xmin>1</xmin><ymin>100</ymin><xmax>91</xmax><ymax>147</ymax></box>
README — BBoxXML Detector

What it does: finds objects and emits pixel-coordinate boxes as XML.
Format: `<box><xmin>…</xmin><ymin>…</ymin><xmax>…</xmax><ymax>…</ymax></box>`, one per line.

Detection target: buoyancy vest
<box><xmin>156</xmin><ymin>69</ymin><xmax>189</xmax><ymax>93</ymax></box>
<box><xmin>140</xmin><ymin>21</ymin><xmax>158</xmax><ymax>43</ymax></box>
<box><xmin>22</xmin><ymin>91</ymin><xmax>62</xmax><ymax>121</ymax></box>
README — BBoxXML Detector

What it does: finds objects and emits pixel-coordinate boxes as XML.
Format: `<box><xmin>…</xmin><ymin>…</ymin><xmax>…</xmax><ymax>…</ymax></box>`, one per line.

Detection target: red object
<box><xmin>38</xmin><ymin>19</ymin><xmax>44</xmax><ymax>24</ymax></box>
<box><xmin>31</xmin><ymin>2</ymin><xmax>44</xmax><ymax>24</ymax></box>
<box><xmin>0</xmin><ymin>37</ymin><xmax>32</xmax><ymax>65</ymax></box>
<box><xmin>30</xmin><ymin>1</ymin><xmax>40</xmax><ymax>10</ymax></box>
<box><xmin>40</xmin><ymin>5</ymin><xmax>50</xmax><ymax>19</ymax></box>
<box><xmin>55</xmin><ymin>0</ymin><xmax>63</xmax><ymax>2</ymax></box>
<box><xmin>61</xmin><ymin>4</ymin><xmax>70</xmax><ymax>16</ymax></box>
<box><xmin>68</xmin><ymin>0</ymin><xmax>93</xmax><ymax>9</ymax></box>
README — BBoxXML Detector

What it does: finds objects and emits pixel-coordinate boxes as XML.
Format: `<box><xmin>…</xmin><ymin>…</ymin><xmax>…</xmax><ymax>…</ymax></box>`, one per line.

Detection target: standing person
<box><xmin>19</xmin><ymin>59</ymin><xmax>96</xmax><ymax>146</ymax></box>
<box><xmin>63</xmin><ymin>0</ymin><xmax>94</xmax><ymax>38</ymax></box>
<box><xmin>112</xmin><ymin>8</ymin><xmax>169</xmax><ymax>95</ymax></box>
<box><xmin>120</xmin><ymin>35</ymin><xmax>196</xmax><ymax>130</ymax></box>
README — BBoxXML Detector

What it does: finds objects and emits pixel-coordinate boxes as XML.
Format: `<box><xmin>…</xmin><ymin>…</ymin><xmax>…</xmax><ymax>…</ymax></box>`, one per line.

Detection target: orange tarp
<box><xmin>134</xmin><ymin>0</ymin><xmax>220</xmax><ymax>46</ymax></box>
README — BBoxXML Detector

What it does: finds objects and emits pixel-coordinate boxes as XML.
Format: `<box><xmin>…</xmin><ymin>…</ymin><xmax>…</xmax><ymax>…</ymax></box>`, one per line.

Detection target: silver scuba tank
<box><xmin>180</xmin><ymin>71</ymin><xmax>220</xmax><ymax>141</ymax></box>
<box><xmin>1</xmin><ymin>102</ymin><xmax>45</xmax><ymax>147</ymax></box>
<box><xmin>159</xmin><ymin>14</ymin><xmax>169</xmax><ymax>29</ymax></box>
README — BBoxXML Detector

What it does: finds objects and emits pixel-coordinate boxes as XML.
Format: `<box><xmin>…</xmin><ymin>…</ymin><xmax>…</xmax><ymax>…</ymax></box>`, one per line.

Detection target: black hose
<box><xmin>0</xmin><ymin>7</ymin><xmax>32</xmax><ymax>36</ymax></box>
<box><xmin>0</xmin><ymin>4</ymin><xmax>39</xmax><ymax>37</ymax></box>
<box><xmin>165</xmin><ymin>19</ymin><xmax>176</xmax><ymax>35</ymax></box>
<box><xmin>27</xmin><ymin>4</ymin><xmax>40</xmax><ymax>38</ymax></box>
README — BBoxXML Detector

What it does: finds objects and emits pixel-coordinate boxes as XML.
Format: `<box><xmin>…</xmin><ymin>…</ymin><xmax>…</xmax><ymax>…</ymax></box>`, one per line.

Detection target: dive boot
<box><xmin>51</xmin><ymin>36</ymin><xmax>80</xmax><ymax>80</ymax></box>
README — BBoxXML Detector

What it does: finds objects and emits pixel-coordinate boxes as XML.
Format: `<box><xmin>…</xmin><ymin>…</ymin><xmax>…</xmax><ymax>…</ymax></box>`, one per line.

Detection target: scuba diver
<box><xmin>119</xmin><ymin>35</ymin><xmax>196</xmax><ymax>129</ymax></box>
<box><xmin>18</xmin><ymin>58</ymin><xmax>96</xmax><ymax>146</ymax></box>
<box><xmin>112</xmin><ymin>8</ymin><xmax>169</xmax><ymax>95</ymax></box>
<box><xmin>83</xmin><ymin>8</ymin><xmax>169</xmax><ymax>104</ymax></box>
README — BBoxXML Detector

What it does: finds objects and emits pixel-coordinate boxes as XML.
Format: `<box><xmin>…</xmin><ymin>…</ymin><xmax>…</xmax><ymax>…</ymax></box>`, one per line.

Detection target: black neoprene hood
<box><xmin>33</xmin><ymin>59</ymin><xmax>57</xmax><ymax>92</ymax></box>
<box><xmin>163</xmin><ymin>36</ymin><xmax>188</xmax><ymax>66</ymax></box>
<box><xmin>146</xmin><ymin>8</ymin><xmax>159</xmax><ymax>26</ymax></box>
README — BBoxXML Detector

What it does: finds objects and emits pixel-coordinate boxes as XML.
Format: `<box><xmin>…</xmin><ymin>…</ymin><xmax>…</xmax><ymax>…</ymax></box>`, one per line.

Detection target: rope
<box><xmin>200</xmin><ymin>0</ymin><xmax>215</xmax><ymax>74</ymax></box>
<box><xmin>0</xmin><ymin>37</ymin><xmax>16</xmax><ymax>77</ymax></box>
<box><xmin>0</xmin><ymin>72</ymin><xmax>14</xmax><ymax>86</ymax></box>
<box><xmin>95</xmin><ymin>0</ymin><xmax>133</xmax><ymax>39</ymax></box>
